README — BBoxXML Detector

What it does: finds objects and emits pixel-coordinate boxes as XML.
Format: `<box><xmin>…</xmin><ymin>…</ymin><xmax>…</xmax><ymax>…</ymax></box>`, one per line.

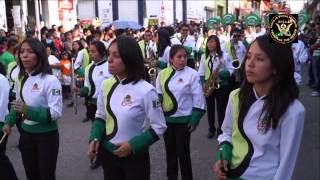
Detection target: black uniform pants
<box><xmin>0</xmin><ymin>131</ymin><xmax>18</xmax><ymax>180</ymax></box>
<box><xmin>164</xmin><ymin>123</ymin><xmax>192</xmax><ymax>180</ymax></box>
<box><xmin>19</xmin><ymin>130</ymin><xmax>59</xmax><ymax>180</ymax></box>
<box><xmin>101</xmin><ymin>148</ymin><xmax>150</xmax><ymax>180</ymax></box>
<box><xmin>86</xmin><ymin>101</ymin><xmax>97</xmax><ymax>120</ymax></box>
<box><xmin>206</xmin><ymin>86</ymin><xmax>230</xmax><ymax>135</ymax></box>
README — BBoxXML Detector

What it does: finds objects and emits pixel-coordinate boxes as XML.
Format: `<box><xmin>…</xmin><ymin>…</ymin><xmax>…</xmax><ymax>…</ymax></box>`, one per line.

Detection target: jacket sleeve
<box><xmin>189</xmin><ymin>72</ymin><xmax>206</xmax><ymax>125</ymax></box>
<box><xmin>128</xmin><ymin>89</ymin><xmax>167</xmax><ymax>154</ymax></box>
<box><xmin>74</xmin><ymin>50</ymin><xmax>84</xmax><ymax>70</ymax></box>
<box><xmin>217</xmin><ymin>96</ymin><xmax>233</xmax><ymax>144</ymax></box>
<box><xmin>198</xmin><ymin>54</ymin><xmax>206</xmax><ymax>84</ymax></box>
<box><xmin>273</xmin><ymin>102</ymin><xmax>305</xmax><ymax>180</ymax></box>
<box><xmin>0</xmin><ymin>76</ymin><xmax>9</xmax><ymax>123</ymax></box>
<box><xmin>25</xmin><ymin>77</ymin><xmax>62</xmax><ymax>123</ymax></box>
<box><xmin>89</xmin><ymin>84</ymin><xmax>107</xmax><ymax>141</ymax></box>
<box><xmin>95</xmin><ymin>83</ymin><xmax>106</xmax><ymax>120</ymax></box>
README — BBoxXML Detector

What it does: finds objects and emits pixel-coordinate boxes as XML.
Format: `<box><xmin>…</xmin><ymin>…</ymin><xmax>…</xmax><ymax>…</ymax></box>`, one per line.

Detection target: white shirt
<box><xmin>95</xmin><ymin>77</ymin><xmax>167</xmax><ymax>145</ymax></box>
<box><xmin>181</xmin><ymin>35</ymin><xmax>196</xmax><ymax>50</ymax></box>
<box><xmin>159</xmin><ymin>46</ymin><xmax>171</xmax><ymax>67</ymax></box>
<box><xmin>218</xmin><ymin>88</ymin><xmax>305</xmax><ymax>180</ymax></box>
<box><xmin>0</xmin><ymin>74</ymin><xmax>9</xmax><ymax>122</ymax></box>
<box><xmin>170</xmin><ymin>36</ymin><xmax>182</xmax><ymax>45</ymax></box>
<box><xmin>48</xmin><ymin>55</ymin><xmax>61</xmax><ymax>79</ymax></box>
<box><xmin>84</xmin><ymin>59</ymin><xmax>111</xmax><ymax>99</ymax></box>
<box><xmin>292</xmin><ymin>40</ymin><xmax>308</xmax><ymax>85</ymax></box>
<box><xmin>15</xmin><ymin>73</ymin><xmax>63</xmax><ymax>124</ymax></box>
<box><xmin>198</xmin><ymin>52</ymin><xmax>233</xmax><ymax>77</ymax></box>
<box><xmin>156</xmin><ymin>66</ymin><xmax>206</xmax><ymax>117</ymax></box>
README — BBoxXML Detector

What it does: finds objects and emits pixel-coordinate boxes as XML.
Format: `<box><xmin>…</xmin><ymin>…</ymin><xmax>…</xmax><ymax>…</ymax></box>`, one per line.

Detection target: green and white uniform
<box><xmin>7</xmin><ymin>61</ymin><xmax>19</xmax><ymax>98</ymax></box>
<box><xmin>6</xmin><ymin>72</ymin><xmax>62</xmax><ymax>133</ymax></box>
<box><xmin>0</xmin><ymin>74</ymin><xmax>9</xmax><ymax>131</ymax></box>
<box><xmin>90</xmin><ymin>77</ymin><xmax>167</xmax><ymax>154</ymax></box>
<box><xmin>198</xmin><ymin>52</ymin><xmax>232</xmax><ymax>86</ymax></box>
<box><xmin>156</xmin><ymin>66</ymin><xmax>206</xmax><ymax>123</ymax></box>
<box><xmin>80</xmin><ymin>59</ymin><xmax>111</xmax><ymax>101</ymax></box>
<box><xmin>217</xmin><ymin>89</ymin><xmax>305</xmax><ymax>180</ymax></box>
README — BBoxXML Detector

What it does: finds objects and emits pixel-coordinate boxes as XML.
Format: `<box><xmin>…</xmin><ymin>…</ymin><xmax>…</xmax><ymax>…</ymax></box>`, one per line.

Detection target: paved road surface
<box><xmin>6</xmin><ymin>65</ymin><xmax>320</xmax><ymax>180</ymax></box>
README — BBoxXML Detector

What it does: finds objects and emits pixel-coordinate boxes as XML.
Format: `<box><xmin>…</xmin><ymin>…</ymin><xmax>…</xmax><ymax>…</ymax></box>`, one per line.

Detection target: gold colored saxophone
<box><xmin>145</xmin><ymin>48</ymin><xmax>157</xmax><ymax>86</ymax></box>
<box><xmin>204</xmin><ymin>53</ymin><xmax>221</xmax><ymax>97</ymax></box>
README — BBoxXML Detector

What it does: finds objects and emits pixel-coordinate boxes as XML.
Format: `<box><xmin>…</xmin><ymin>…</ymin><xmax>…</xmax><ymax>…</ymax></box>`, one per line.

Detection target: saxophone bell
<box><xmin>231</xmin><ymin>59</ymin><xmax>241</xmax><ymax>69</ymax></box>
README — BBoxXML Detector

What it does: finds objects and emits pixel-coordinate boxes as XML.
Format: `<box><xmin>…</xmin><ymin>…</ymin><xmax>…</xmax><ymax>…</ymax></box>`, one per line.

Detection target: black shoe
<box><xmin>216</xmin><ymin>128</ymin><xmax>223</xmax><ymax>138</ymax></box>
<box><xmin>207</xmin><ymin>131</ymin><xmax>215</xmax><ymax>139</ymax></box>
<box><xmin>90</xmin><ymin>159</ymin><xmax>101</xmax><ymax>170</ymax></box>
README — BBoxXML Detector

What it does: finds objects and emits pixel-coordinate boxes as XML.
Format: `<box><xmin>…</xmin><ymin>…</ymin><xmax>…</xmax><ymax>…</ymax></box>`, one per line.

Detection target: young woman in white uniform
<box><xmin>213</xmin><ymin>34</ymin><xmax>305</xmax><ymax>180</ymax></box>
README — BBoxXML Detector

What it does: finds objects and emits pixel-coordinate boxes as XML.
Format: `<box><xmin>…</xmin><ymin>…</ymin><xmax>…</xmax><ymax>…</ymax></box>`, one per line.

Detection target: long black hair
<box><xmin>238</xmin><ymin>34</ymin><xmax>298</xmax><ymax>132</ymax></box>
<box><xmin>18</xmin><ymin>38</ymin><xmax>52</xmax><ymax>78</ymax></box>
<box><xmin>205</xmin><ymin>35</ymin><xmax>223</xmax><ymax>59</ymax></box>
<box><xmin>109</xmin><ymin>36</ymin><xmax>145</xmax><ymax>84</ymax></box>
<box><xmin>0</xmin><ymin>62</ymin><xmax>6</xmax><ymax>76</ymax></box>
<box><xmin>90</xmin><ymin>41</ymin><xmax>107</xmax><ymax>58</ymax></box>
<box><xmin>157</xmin><ymin>28</ymin><xmax>171</xmax><ymax>57</ymax></box>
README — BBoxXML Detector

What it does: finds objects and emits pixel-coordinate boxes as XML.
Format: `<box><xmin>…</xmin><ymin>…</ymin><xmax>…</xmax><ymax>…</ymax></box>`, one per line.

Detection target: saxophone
<box><xmin>230</xmin><ymin>41</ymin><xmax>241</xmax><ymax>83</ymax></box>
<box><xmin>145</xmin><ymin>47</ymin><xmax>157</xmax><ymax>86</ymax></box>
<box><xmin>204</xmin><ymin>53</ymin><xmax>222</xmax><ymax>97</ymax></box>
<box><xmin>230</xmin><ymin>41</ymin><xmax>241</xmax><ymax>69</ymax></box>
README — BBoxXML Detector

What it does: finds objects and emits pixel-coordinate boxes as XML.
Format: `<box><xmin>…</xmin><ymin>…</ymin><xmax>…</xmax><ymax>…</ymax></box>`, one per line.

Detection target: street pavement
<box><xmin>6</xmin><ymin>65</ymin><xmax>320</xmax><ymax>180</ymax></box>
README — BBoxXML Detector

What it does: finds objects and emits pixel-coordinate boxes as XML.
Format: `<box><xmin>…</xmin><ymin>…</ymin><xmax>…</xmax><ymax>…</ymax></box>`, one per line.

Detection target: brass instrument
<box><xmin>204</xmin><ymin>53</ymin><xmax>222</xmax><ymax>97</ymax></box>
<box><xmin>230</xmin><ymin>40</ymin><xmax>241</xmax><ymax>69</ymax></box>
<box><xmin>230</xmin><ymin>41</ymin><xmax>242</xmax><ymax>83</ymax></box>
<box><xmin>145</xmin><ymin>47</ymin><xmax>157</xmax><ymax>86</ymax></box>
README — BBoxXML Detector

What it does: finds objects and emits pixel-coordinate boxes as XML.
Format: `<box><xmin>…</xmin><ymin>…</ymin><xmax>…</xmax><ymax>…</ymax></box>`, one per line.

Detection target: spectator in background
<box><xmin>0</xmin><ymin>38</ymin><xmax>18</xmax><ymax>70</ymax></box>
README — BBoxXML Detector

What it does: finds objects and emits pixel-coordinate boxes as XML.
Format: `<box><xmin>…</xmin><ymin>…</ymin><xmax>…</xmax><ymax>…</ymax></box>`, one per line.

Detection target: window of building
<box><xmin>217</xmin><ymin>5</ymin><xmax>223</xmax><ymax>19</ymax></box>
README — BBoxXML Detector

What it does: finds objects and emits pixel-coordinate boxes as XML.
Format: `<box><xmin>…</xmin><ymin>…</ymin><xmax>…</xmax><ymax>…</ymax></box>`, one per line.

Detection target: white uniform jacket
<box><xmin>0</xmin><ymin>74</ymin><xmax>9</xmax><ymax>123</ymax></box>
<box><xmin>6</xmin><ymin>72</ymin><xmax>63</xmax><ymax>133</ymax></box>
<box><xmin>94</xmin><ymin>77</ymin><xmax>167</xmax><ymax>154</ymax></box>
<box><xmin>83</xmin><ymin>59</ymin><xmax>111</xmax><ymax>99</ymax></box>
<box><xmin>156</xmin><ymin>66</ymin><xmax>206</xmax><ymax>123</ymax></box>
<box><xmin>292</xmin><ymin>40</ymin><xmax>308</xmax><ymax>85</ymax></box>
<box><xmin>218</xmin><ymin>88</ymin><xmax>305</xmax><ymax>180</ymax></box>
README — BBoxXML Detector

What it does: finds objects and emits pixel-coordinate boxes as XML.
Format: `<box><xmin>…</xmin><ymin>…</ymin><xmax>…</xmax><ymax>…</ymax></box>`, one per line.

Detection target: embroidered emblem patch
<box><xmin>121</xmin><ymin>95</ymin><xmax>133</xmax><ymax>106</ymax></box>
<box><xmin>178</xmin><ymin>78</ymin><xmax>184</xmax><ymax>83</ymax></box>
<box><xmin>31</xmin><ymin>83</ymin><xmax>40</xmax><ymax>91</ymax></box>
<box><xmin>52</xmin><ymin>89</ymin><xmax>61</xmax><ymax>96</ymax></box>
<box><xmin>152</xmin><ymin>99</ymin><xmax>161</xmax><ymax>108</ymax></box>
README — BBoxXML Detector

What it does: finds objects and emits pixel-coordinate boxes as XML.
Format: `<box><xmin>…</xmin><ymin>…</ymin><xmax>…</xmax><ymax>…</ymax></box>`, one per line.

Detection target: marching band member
<box><xmin>224</xmin><ymin>28</ymin><xmax>247</xmax><ymax>65</ymax></box>
<box><xmin>156</xmin><ymin>45</ymin><xmax>206</xmax><ymax>180</ymax></box>
<box><xmin>292</xmin><ymin>39</ymin><xmax>308</xmax><ymax>85</ymax></box>
<box><xmin>73</xmin><ymin>40</ymin><xmax>90</xmax><ymax>77</ymax></box>
<box><xmin>88</xmin><ymin>36</ymin><xmax>167</xmax><ymax>180</ymax></box>
<box><xmin>167</xmin><ymin>26</ymin><xmax>182</xmax><ymax>45</ymax></box>
<box><xmin>195</xmin><ymin>27</ymin><xmax>209</xmax><ymax>62</ymax></box>
<box><xmin>138</xmin><ymin>30</ymin><xmax>154</xmax><ymax>61</ymax></box>
<box><xmin>0</xmin><ymin>63</ymin><xmax>18</xmax><ymax>180</ymax></box>
<box><xmin>179</xmin><ymin>24</ymin><xmax>196</xmax><ymax>68</ymax></box>
<box><xmin>75</xmin><ymin>40</ymin><xmax>111</xmax><ymax>169</ymax></box>
<box><xmin>75</xmin><ymin>41</ymin><xmax>111</xmax><ymax>123</ymax></box>
<box><xmin>224</xmin><ymin>28</ymin><xmax>247</xmax><ymax>88</ymax></box>
<box><xmin>3</xmin><ymin>38</ymin><xmax>62</xmax><ymax>180</ymax></box>
<box><xmin>214</xmin><ymin>34</ymin><xmax>305</xmax><ymax>180</ymax></box>
<box><xmin>139</xmin><ymin>30</ymin><xmax>155</xmax><ymax>82</ymax></box>
<box><xmin>7</xmin><ymin>60</ymin><xmax>22</xmax><ymax>134</ymax></box>
<box><xmin>198</xmin><ymin>35</ymin><xmax>233</xmax><ymax>139</ymax></box>
<box><xmin>156</xmin><ymin>28</ymin><xmax>171</xmax><ymax>69</ymax></box>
